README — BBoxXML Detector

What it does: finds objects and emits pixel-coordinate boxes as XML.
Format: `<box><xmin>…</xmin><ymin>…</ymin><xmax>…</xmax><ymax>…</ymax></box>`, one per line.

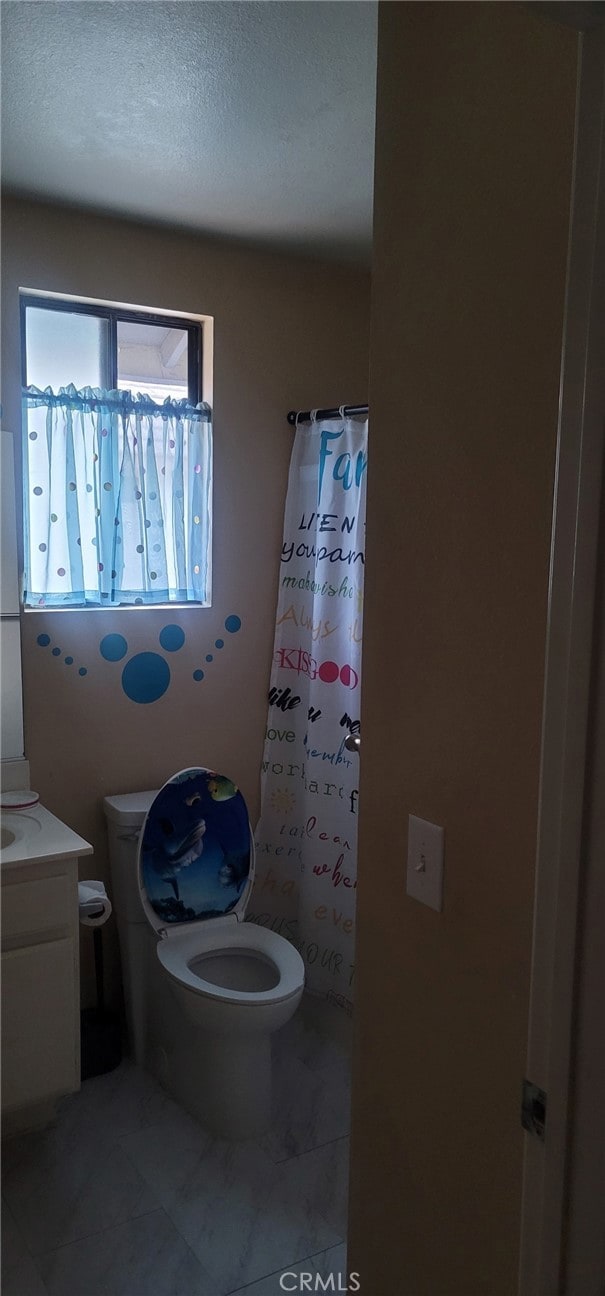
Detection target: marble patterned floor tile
<box><xmin>121</xmin><ymin>1104</ymin><xmax>340</xmax><ymax>1295</ymax></box>
<box><xmin>2</xmin><ymin>1122</ymin><xmax>159</xmax><ymax>1255</ymax></box>
<box><xmin>311</xmin><ymin>1242</ymin><xmax>349</xmax><ymax>1281</ymax></box>
<box><xmin>227</xmin><ymin>1256</ymin><xmax>320</xmax><ymax>1296</ymax></box>
<box><xmin>298</xmin><ymin>1033</ymin><xmax>351</xmax><ymax>1074</ymax></box>
<box><xmin>227</xmin><ymin>1243</ymin><xmax>352</xmax><ymax>1296</ymax></box>
<box><xmin>37</xmin><ymin>1208</ymin><xmax>218</xmax><ymax>1296</ymax></box>
<box><xmin>54</xmin><ymin>1060</ymin><xmax>177</xmax><ymax>1149</ymax></box>
<box><xmin>280</xmin><ymin>1138</ymin><xmax>349</xmax><ymax>1238</ymax></box>
<box><xmin>259</xmin><ymin>1053</ymin><xmax>351</xmax><ymax>1163</ymax></box>
<box><xmin>273</xmin><ymin>1005</ymin><xmax>352</xmax><ymax>1078</ymax></box>
<box><xmin>274</xmin><ymin>1017</ymin><xmax>350</xmax><ymax>1074</ymax></box>
<box><xmin>1</xmin><ymin>1062</ymin><xmax>176</xmax><ymax>1182</ymax></box>
<box><xmin>1</xmin><ymin>1201</ymin><xmax>48</xmax><ymax>1296</ymax></box>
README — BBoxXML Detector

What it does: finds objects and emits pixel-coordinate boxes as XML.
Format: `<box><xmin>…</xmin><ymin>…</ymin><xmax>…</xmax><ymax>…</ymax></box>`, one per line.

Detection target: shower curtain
<box><xmin>253</xmin><ymin>413</ymin><xmax>368</xmax><ymax>1015</ymax></box>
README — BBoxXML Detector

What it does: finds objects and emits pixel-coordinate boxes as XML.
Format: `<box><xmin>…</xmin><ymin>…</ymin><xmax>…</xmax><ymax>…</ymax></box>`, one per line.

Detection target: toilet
<box><xmin>103</xmin><ymin>767</ymin><xmax>304</xmax><ymax>1138</ymax></box>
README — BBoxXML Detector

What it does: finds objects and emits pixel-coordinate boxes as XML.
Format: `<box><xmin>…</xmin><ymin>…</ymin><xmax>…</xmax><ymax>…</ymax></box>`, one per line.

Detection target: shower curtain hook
<box><xmin>339</xmin><ymin>404</ymin><xmax>346</xmax><ymax>420</ymax></box>
<box><xmin>310</xmin><ymin>409</ymin><xmax>318</xmax><ymax>423</ymax></box>
<box><xmin>294</xmin><ymin>410</ymin><xmax>301</xmax><ymax>428</ymax></box>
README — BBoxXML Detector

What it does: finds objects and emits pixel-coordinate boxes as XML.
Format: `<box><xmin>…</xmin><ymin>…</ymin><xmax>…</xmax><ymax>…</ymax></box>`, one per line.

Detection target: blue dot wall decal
<box><xmin>37</xmin><ymin>632</ymin><xmax>87</xmax><ymax>675</ymax></box>
<box><xmin>122</xmin><ymin>652</ymin><xmax>170</xmax><ymax>704</ymax></box>
<box><xmin>190</xmin><ymin>613</ymin><xmax>242</xmax><ymax>684</ymax></box>
<box><xmin>100</xmin><ymin>633</ymin><xmax>128</xmax><ymax>662</ymax></box>
<box><xmin>97</xmin><ymin>610</ymin><xmax>241</xmax><ymax>696</ymax></box>
<box><xmin>159</xmin><ymin>625</ymin><xmax>185</xmax><ymax>652</ymax></box>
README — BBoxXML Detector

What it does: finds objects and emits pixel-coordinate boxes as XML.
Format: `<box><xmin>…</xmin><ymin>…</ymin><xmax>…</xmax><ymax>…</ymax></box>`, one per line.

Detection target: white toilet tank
<box><xmin>104</xmin><ymin>791</ymin><xmax>156</xmax><ymax>922</ymax></box>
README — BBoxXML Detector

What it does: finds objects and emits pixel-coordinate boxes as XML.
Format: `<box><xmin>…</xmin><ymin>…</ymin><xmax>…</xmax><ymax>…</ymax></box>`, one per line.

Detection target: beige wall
<box><xmin>349</xmin><ymin>5</ymin><xmax>577</xmax><ymax>1294</ymax></box>
<box><xmin>1</xmin><ymin>197</ymin><xmax>370</xmax><ymax>1006</ymax></box>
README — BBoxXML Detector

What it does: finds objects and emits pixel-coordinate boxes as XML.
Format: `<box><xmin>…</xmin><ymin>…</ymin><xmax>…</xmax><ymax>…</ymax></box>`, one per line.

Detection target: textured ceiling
<box><xmin>1</xmin><ymin>1</ymin><xmax>377</xmax><ymax>262</ymax></box>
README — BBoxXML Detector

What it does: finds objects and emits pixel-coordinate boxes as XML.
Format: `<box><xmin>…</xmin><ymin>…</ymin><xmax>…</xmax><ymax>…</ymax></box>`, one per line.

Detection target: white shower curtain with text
<box><xmin>252</xmin><ymin>415</ymin><xmax>367</xmax><ymax>1015</ymax></box>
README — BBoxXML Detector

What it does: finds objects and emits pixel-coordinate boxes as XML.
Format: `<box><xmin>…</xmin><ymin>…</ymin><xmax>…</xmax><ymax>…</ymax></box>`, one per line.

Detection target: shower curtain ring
<box><xmin>310</xmin><ymin>409</ymin><xmax>318</xmax><ymax>423</ymax></box>
<box><xmin>339</xmin><ymin>404</ymin><xmax>346</xmax><ymax>419</ymax></box>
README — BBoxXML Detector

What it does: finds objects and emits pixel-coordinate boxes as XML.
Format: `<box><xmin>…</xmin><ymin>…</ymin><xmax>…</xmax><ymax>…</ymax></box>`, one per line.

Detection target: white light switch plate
<box><xmin>406</xmin><ymin>815</ymin><xmax>444</xmax><ymax>912</ymax></box>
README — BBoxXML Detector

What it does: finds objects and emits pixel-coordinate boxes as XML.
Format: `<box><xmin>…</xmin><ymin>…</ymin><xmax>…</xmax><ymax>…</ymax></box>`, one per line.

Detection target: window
<box><xmin>21</xmin><ymin>297</ymin><xmax>201</xmax><ymax>403</ymax></box>
<box><xmin>21</xmin><ymin>295</ymin><xmax>211</xmax><ymax>609</ymax></box>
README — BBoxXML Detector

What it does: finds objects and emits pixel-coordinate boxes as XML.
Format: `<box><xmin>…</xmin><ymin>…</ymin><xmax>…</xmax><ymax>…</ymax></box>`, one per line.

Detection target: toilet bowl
<box><xmin>103</xmin><ymin>767</ymin><xmax>304</xmax><ymax>1138</ymax></box>
<box><xmin>158</xmin><ymin>919</ymin><xmax>306</xmax><ymax>1033</ymax></box>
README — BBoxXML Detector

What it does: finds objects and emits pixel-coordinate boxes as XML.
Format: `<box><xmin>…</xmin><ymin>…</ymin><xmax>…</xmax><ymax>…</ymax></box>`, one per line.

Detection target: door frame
<box><xmin>518</xmin><ymin>16</ymin><xmax>605</xmax><ymax>1296</ymax></box>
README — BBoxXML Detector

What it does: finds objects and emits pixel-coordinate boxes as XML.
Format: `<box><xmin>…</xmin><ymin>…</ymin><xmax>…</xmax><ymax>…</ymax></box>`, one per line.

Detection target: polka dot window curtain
<box><xmin>22</xmin><ymin>386</ymin><xmax>212</xmax><ymax>607</ymax></box>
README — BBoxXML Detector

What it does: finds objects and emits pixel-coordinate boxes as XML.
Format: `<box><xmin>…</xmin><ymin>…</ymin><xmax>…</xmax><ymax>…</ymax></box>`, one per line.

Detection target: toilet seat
<box><xmin>136</xmin><ymin>766</ymin><xmax>304</xmax><ymax>1011</ymax></box>
<box><xmin>137</xmin><ymin>766</ymin><xmax>254</xmax><ymax>932</ymax></box>
<box><xmin>157</xmin><ymin>921</ymin><xmax>304</xmax><ymax>1006</ymax></box>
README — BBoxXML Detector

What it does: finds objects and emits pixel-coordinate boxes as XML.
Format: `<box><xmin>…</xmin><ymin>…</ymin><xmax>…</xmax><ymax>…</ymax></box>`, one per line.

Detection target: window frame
<box><xmin>19</xmin><ymin>293</ymin><xmax>211</xmax><ymax>612</ymax></box>
<box><xmin>20</xmin><ymin>295</ymin><xmax>202</xmax><ymax>405</ymax></box>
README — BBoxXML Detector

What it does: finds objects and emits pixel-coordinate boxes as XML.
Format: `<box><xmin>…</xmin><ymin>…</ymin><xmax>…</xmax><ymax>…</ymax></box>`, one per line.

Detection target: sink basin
<box><xmin>0</xmin><ymin>803</ymin><xmax>92</xmax><ymax>868</ymax></box>
<box><xmin>0</xmin><ymin>809</ymin><xmax>43</xmax><ymax>860</ymax></box>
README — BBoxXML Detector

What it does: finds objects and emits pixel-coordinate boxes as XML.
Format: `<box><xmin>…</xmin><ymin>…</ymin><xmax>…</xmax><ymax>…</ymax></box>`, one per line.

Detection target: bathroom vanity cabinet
<box><xmin>1</xmin><ymin>807</ymin><xmax>93</xmax><ymax>1127</ymax></box>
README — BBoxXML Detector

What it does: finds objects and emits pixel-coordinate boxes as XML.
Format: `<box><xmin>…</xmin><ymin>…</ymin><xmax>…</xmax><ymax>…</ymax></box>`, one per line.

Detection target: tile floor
<box><xmin>1</xmin><ymin>1012</ymin><xmax>350</xmax><ymax>1296</ymax></box>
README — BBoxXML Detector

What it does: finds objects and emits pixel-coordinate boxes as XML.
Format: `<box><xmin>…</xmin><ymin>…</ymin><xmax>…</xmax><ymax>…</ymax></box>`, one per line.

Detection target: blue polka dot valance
<box><xmin>22</xmin><ymin>385</ymin><xmax>212</xmax><ymax>608</ymax></box>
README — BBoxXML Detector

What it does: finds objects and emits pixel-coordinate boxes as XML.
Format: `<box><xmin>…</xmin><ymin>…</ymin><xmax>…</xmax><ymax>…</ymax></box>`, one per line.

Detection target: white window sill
<box><xmin>22</xmin><ymin>602</ymin><xmax>211</xmax><ymax>614</ymax></box>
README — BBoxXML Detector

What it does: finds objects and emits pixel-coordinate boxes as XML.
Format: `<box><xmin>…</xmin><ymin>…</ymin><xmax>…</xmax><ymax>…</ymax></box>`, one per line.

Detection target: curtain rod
<box><xmin>287</xmin><ymin>404</ymin><xmax>368</xmax><ymax>426</ymax></box>
<box><xmin>23</xmin><ymin>385</ymin><xmax>211</xmax><ymax>419</ymax></box>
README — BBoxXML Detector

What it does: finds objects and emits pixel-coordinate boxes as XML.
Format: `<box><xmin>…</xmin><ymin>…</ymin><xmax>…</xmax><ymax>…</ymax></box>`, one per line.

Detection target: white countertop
<box><xmin>0</xmin><ymin>802</ymin><xmax>93</xmax><ymax>870</ymax></box>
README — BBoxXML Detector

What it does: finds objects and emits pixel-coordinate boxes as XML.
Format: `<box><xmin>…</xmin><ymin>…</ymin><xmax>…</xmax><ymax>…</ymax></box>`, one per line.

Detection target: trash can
<box><xmin>79</xmin><ymin>881</ymin><xmax>123</xmax><ymax>1083</ymax></box>
<box><xmin>80</xmin><ymin>914</ymin><xmax>122</xmax><ymax>1080</ymax></box>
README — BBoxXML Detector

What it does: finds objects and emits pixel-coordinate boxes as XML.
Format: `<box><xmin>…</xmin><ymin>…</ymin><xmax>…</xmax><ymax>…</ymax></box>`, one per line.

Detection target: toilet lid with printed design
<box><xmin>137</xmin><ymin>767</ymin><xmax>254</xmax><ymax>933</ymax></box>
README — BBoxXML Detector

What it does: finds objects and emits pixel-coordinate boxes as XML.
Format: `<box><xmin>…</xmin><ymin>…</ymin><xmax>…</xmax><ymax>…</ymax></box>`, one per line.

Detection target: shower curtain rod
<box><xmin>286</xmin><ymin>403</ymin><xmax>368</xmax><ymax>425</ymax></box>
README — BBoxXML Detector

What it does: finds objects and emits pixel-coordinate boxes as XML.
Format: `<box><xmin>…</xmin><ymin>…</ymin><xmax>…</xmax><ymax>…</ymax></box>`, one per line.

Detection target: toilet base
<box><xmin>192</xmin><ymin>1030</ymin><xmax>272</xmax><ymax>1139</ymax></box>
<box><xmin>129</xmin><ymin>922</ymin><xmax>296</xmax><ymax>1140</ymax></box>
<box><xmin>150</xmin><ymin>1020</ymin><xmax>273</xmax><ymax>1139</ymax></box>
